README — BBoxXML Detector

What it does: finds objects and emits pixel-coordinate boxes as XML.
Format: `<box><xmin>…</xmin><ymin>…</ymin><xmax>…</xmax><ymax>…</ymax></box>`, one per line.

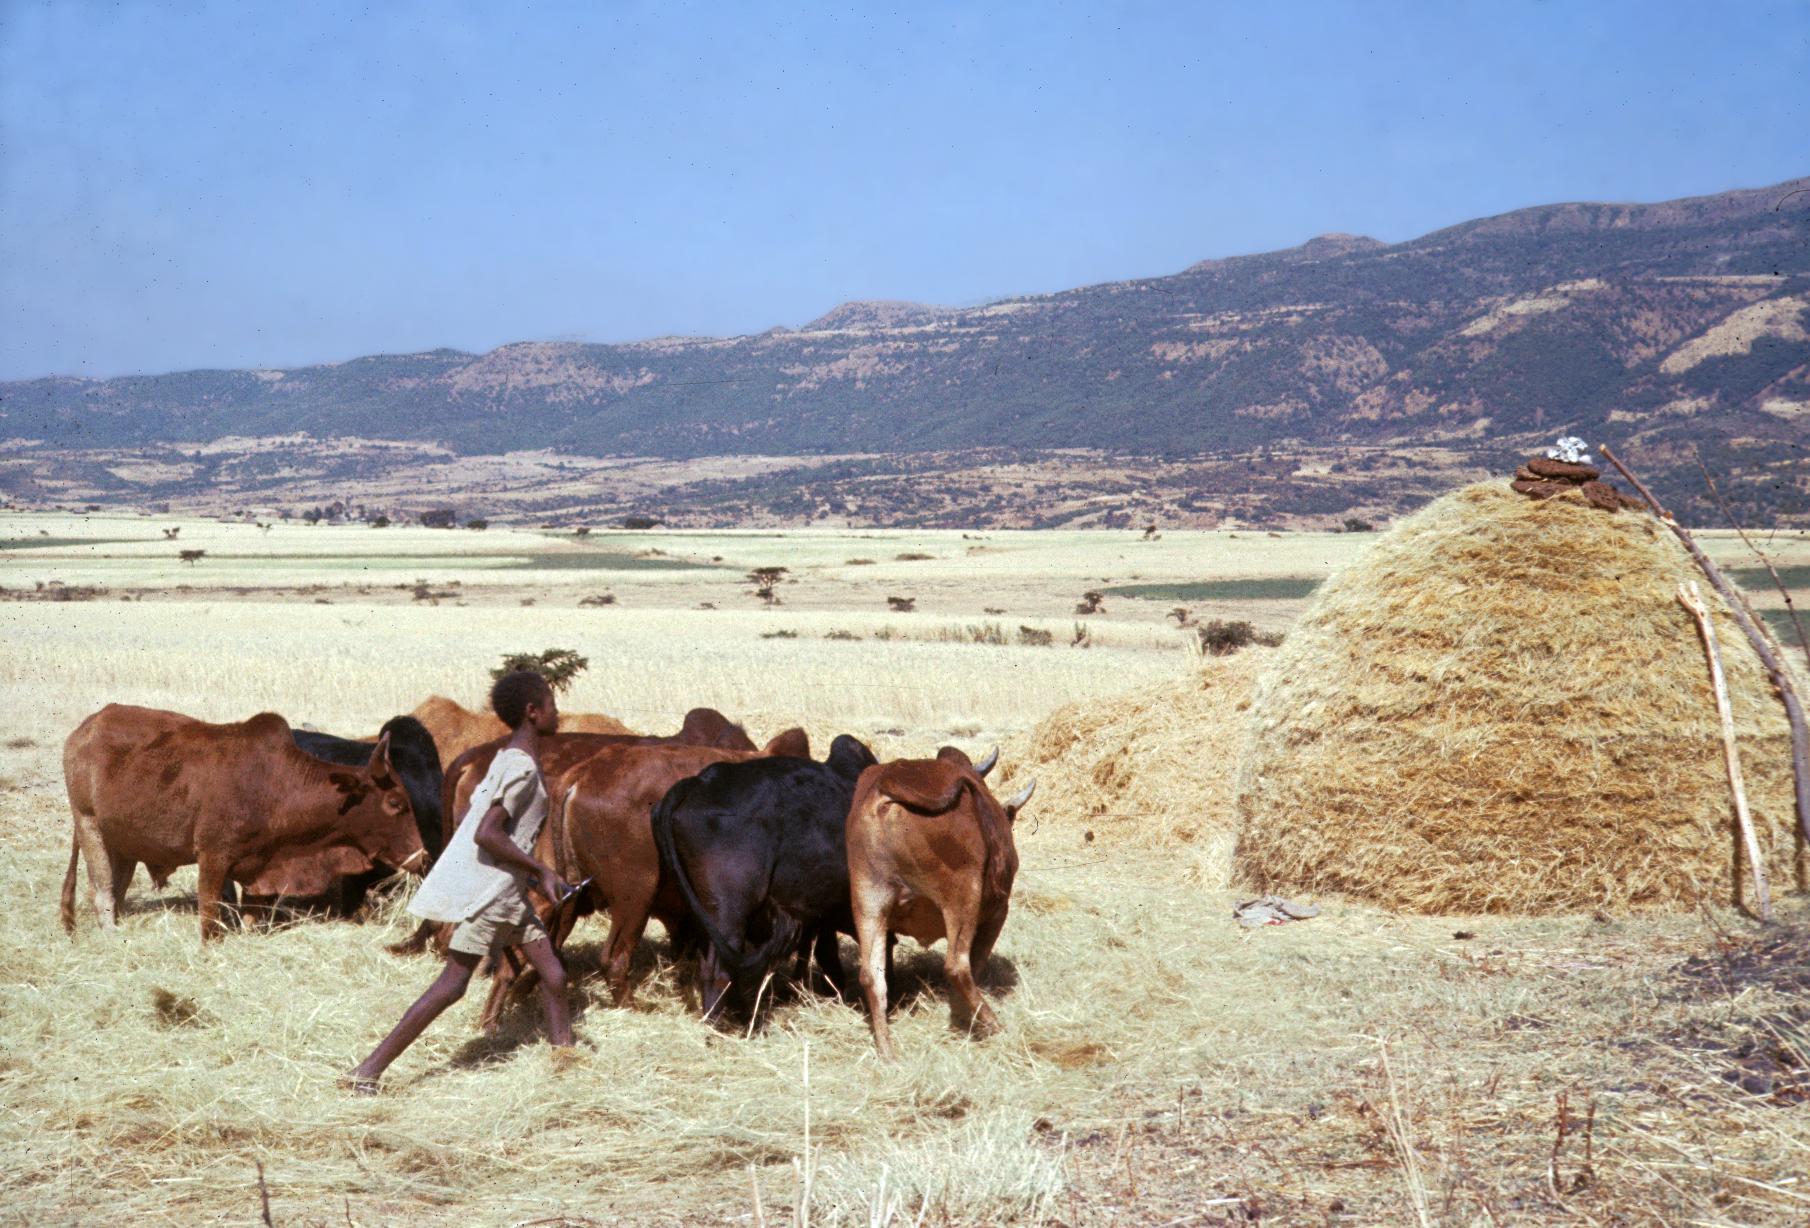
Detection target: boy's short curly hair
<box><xmin>490</xmin><ymin>670</ymin><xmax>552</xmax><ymax>729</ymax></box>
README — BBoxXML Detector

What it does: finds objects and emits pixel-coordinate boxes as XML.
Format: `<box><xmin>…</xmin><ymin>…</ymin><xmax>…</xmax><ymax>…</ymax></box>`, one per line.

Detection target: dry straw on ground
<box><xmin>1012</xmin><ymin>650</ymin><xmax>1267</xmax><ymax>884</ymax></box>
<box><xmin>1233</xmin><ymin>481</ymin><xmax>1805</xmax><ymax>915</ymax></box>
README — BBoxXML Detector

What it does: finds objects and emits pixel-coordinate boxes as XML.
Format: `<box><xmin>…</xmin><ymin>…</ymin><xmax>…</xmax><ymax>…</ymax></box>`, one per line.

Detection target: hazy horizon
<box><xmin>4</xmin><ymin>1</ymin><xmax>1806</xmax><ymax>382</ymax></box>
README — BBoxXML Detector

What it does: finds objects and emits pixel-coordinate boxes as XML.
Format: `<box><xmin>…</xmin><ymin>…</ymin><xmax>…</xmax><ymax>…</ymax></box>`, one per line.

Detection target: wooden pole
<box><xmin>1601</xmin><ymin>445</ymin><xmax>1810</xmax><ymax>851</ymax></box>
<box><xmin>1679</xmin><ymin>581</ymin><xmax>1773</xmax><ymax>921</ymax></box>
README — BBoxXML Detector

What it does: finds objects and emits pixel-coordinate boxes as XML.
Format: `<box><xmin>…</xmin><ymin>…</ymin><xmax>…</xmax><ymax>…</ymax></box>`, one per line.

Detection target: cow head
<box><xmin>763</xmin><ymin>727</ymin><xmax>811</xmax><ymax>758</ymax></box>
<box><xmin>325</xmin><ymin>731</ymin><xmax>426</xmax><ymax>872</ymax></box>
<box><xmin>827</xmin><ymin>734</ymin><xmax>879</xmax><ymax>779</ymax></box>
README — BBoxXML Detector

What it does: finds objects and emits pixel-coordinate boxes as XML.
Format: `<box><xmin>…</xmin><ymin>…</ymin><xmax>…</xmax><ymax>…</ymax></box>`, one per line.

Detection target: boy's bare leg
<box><xmin>518</xmin><ymin>936</ymin><xmax>573</xmax><ymax>1047</ymax></box>
<box><xmin>350</xmin><ymin>950</ymin><xmax>482</xmax><ymax>1084</ymax></box>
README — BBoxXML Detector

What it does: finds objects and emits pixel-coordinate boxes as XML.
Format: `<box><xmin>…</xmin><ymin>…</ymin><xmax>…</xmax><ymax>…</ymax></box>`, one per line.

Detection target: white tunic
<box><xmin>406</xmin><ymin>748</ymin><xmax>548</xmax><ymax>924</ymax></box>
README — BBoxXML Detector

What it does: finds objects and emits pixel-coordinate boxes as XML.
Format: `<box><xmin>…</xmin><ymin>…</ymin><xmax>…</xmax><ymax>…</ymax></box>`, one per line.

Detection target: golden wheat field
<box><xmin>2</xmin><ymin>511</ymin><xmax>1808</xmax><ymax>1226</ymax></box>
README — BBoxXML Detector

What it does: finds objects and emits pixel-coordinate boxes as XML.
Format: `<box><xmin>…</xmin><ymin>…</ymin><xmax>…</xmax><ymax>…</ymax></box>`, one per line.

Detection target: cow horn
<box><xmin>974</xmin><ymin>745</ymin><xmax>999</xmax><ymax>778</ymax></box>
<box><xmin>1005</xmin><ymin>779</ymin><xmax>1036</xmax><ymax>811</ymax></box>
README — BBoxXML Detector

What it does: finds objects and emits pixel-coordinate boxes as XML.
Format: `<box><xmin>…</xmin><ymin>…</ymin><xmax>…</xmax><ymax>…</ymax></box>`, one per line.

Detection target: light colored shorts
<box><xmin>448</xmin><ymin>894</ymin><xmax>548</xmax><ymax>957</ymax></box>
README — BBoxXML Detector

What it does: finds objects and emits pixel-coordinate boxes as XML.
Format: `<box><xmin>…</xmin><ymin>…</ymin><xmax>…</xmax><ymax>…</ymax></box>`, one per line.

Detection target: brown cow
<box><xmin>61</xmin><ymin>704</ymin><xmax>425</xmax><ymax>941</ymax></box>
<box><xmin>476</xmin><ymin>727</ymin><xmax>811</xmax><ymax>1029</ymax></box>
<box><xmin>409</xmin><ymin>695</ymin><xmax>634</xmax><ymax>761</ymax></box>
<box><xmin>845</xmin><ymin>748</ymin><xmax>1035</xmax><ymax>1059</ymax></box>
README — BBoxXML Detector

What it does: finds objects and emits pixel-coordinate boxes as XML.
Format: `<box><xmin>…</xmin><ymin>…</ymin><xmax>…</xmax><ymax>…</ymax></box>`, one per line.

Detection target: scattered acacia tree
<box><xmin>1142</xmin><ymin>522</ymin><xmax>1161</xmax><ymax>541</ymax></box>
<box><xmin>1075</xmin><ymin>590</ymin><xmax>1105</xmax><ymax>615</ymax></box>
<box><xmin>621</xmin><ymin>515</ymin><xmax>663</xmax><ymax>530</ymax></box>
<box><xmin>748</xmin><ymin>567</ymin><xmax>789</xmax><ymax>607</ymax></box>
<box><xmin>573</xmin><ymin>526</ymin><xmax>592</xmax><ymax>538</ymax></box>
<box><xmin>1343</xmin><ymin>517</ymin><xmax>1375</xmax><ymax>533</ymax></box>
<box><xmin>368</xmin><ymin>515</ymin><xmax>391</xmax><ymax>529</ymax></box>
<box><xmin>1168</xmin><ymin>606</ymin><xmax>1193</xmax><ymax>626</ymax></box>
<box><xmin>178</xmin><ymin>549</ymin><xmax>206</xmax><ymax>566</ymax></box>
<box><xmin>466</xmin><ymin>518</ymin><xmax>489</xmax><ymax>531</ymax></box>
<box><xmin>162</xmin><ymin>527</ymin><xmax>181</xmax><ymax>540</ymax></box>
<box><xmin>491</xmin><ymin>648</ymin><xmax>590</xmax><ymax>695</ymax></box>
<box><xmin>887</xmin><ymin>595</ymin><xmax>916</xmax><ymax>613</ymax></box>
<box><xmin>419</xmin><ymin>508</ymin><xmax>458</xmax><ymax>529</ymax></box>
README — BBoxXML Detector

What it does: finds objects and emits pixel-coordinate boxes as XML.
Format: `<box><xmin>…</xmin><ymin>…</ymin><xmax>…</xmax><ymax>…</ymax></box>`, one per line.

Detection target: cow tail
<box><xmin>60</xmin><ymin>829</ymin><xmax>81</xmax><ymax>935</ymax></box>
<box><xmin>650</xmin><ymin>778</ymin><xmax>748</xmax><ymax>975</ymax></box>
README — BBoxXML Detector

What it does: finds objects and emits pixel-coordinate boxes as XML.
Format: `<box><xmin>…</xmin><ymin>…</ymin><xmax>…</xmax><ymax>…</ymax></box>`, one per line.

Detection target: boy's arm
<box><xmin>473</xmin><ymin>803</ymin><xmax>569</xmax><ymax>904</ymax></box>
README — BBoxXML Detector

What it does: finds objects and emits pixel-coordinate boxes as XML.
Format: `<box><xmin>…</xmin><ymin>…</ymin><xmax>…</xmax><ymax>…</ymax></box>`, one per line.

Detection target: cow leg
<box><xmin>478</xmin><ymin>946</ymin><xmax>526</xmax><ymax>1034</ymax></box>
<box><xmin>939</xmin><ymin>894</ymin><xmax>999</xmax><ymax>1040</ymax></box>
<box><xmin>106</xmin><ymin>851</ymin><xmax>136</xmax><ymax>923</ymax></box>
<box><xmin>970</xmin><ymin>905</ymin><xmax>1008</xmax><ymax>971</ymax></box>
<box><xmin>601</xmin><ymin>898</ymin><xmax>654</xmax><ymax>1008</ymax></box>
<box><xmin>698</xmin><ymin>942</ymin><xmax>735</xmax><ymax>1022</ymax></box>
<box><xmin>73</xmin><ymin>818</ymin><xmax>119</xmax><ymax>930</ymax></box>
<box><xmin>851</xmin><ymin>886</ymin><xmax>898</xmax><ymax>1060</ymax></box>
<box><xmin>195</xmin><ymin>856</ymin><xmax>232</xmax><ymax>942</ymax></box>
<box><xmin>813</xmin><ymin>927</ymin><xmax>850</xmax><ymax>998</ymax></box>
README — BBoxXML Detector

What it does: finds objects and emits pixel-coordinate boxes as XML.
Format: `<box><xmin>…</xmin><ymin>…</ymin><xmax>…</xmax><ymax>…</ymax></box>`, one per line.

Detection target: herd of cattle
<box><xmin>58</xmin><ymin>695</ymin><xmax>1035</xmax><ymax>1057</ymax></box>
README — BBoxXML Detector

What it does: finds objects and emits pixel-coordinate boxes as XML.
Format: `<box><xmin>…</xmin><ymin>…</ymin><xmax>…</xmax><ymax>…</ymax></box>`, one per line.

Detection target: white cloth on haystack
<box><xmin>1233</xmin><ymin>895</ymin><xmax>1322</xmax><ymax>927</ymax></box>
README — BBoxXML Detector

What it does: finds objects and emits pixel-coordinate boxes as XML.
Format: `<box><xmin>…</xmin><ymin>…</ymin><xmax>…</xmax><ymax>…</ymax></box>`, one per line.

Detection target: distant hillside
<box><xmin>5</xmin><ymin>175</ymin><xmax>1808</xmax><ymax>519</ymax></box>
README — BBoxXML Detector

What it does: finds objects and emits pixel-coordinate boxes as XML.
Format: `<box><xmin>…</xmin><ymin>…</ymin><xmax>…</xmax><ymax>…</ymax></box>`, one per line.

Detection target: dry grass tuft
<box><xmin>1234</xmin><ymin>482</ymin><xmax>1805</xmax><ymax>914</ymax></box>
<box><xmin>1013</xmin><ymin>651</ymin><xmax>1266</xmax><ymax>883</ymax></box>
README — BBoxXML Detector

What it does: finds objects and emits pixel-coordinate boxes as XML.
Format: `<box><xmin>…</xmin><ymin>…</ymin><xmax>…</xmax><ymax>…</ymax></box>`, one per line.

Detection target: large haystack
<box><xmin>1016</xmin><ymin>650</ymin><xmax>1266</xmax><ymax>883</ymax></box>
<box><xmin>1233</xmin><ymin>482</ymin><xmax>1803</xmax><ymax>914</ymax></box>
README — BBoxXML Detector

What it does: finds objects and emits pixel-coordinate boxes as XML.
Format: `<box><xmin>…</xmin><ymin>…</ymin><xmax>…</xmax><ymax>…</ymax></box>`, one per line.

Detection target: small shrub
<box><xmin>1075</xmin><ymin>590</ymin><xmax>1105</xmax><ymax>615</ymax></box>
<box><xmin>845</xmin><ymin>558</ymin><xmax>876</xmax><ymax>566</ymax></box>
<box><xmin>491</xmin><ymin>648</ymin><xmax>589</xmax><ymax>694</ymax></box>
<box><xmin>178</xmin><ymin>549</ymin><xmax>206</xmax><ymax>565</ymax></box>
<box><xmin>760</xmin><ymin>629</ymin><xmax>799</xmax><ymax>640</ymax></box>
<box><xmin>466</xmin><ymin>518</ymin><xmax>489</xmax><ymax>531</ymax></box>
<box><xmin>579</xmin><ymin>593</ymin><xmax>617</xmax><ymax>607</ymax></box>
<box><xmin>620</xmin><ymin>515</ymin><xmax>663</xmax><ymax>530</ymax></box>
<box><xmin>825</xmin><ymin>629</ymin><xmax>862</xmax><ymax>641</ymax></box>
<box><xmin>368</xmin><ymin>515</ymin><xmax>391</xmax><ymax>529</ymax></box>
<box><xmin>984</xmin><ymin>606</ymin><xmax>1006</xmax><ymax>615</ymax></box>
<box><xmin>1196</xmin><ymin>619</ymin><xmax>1285</xmax><ymax>656</ymax></box>
<box><xmin>896</xmin><ymin>552</ymin><xmax>934</xmax><ymax>561</ymax></box>
<box><xmin>933</xmin><ymin>622</ymin><xmax>1007</xmax><ymax>646</ymax></box>
<box><xmin>573</xmin><ymin>526</ymin><xmax>592</xmax><ymax>538</ymax></box>
<box><xmin>1342</xmin><ymin>517</ymin><xmax>1374</xmax><ymax>533</ymax></box>
<box><xmin>1168</xmin><ymin>606</ymin><xmax>1193</xmax><ymax>626</ymax></box>
<box><xmin>887</xmin><ymin>595</ymin><xmax>916</xmax><ymax>613</ymax></box>
<box><xmin>1017</xmin><ymin>625</ymin><xmax>1054</xmax><ymax>647</ymax></box>
<box><xmin>162</xmin><ymin>527</ymin><xmax>181</xmax><ymax>540</ymax></box>
<box><xmin>748</xmin><ymin>566</ymin><xmax>789</xmax><ymax>606</ymax></box>
<box><xmin>1070</xmin><ymin>622</ymin><xmax>1092</xmax><ymax>648</ymax></box>
<box><xmin>871</xmin><ymin>626</ymin><xmax>903</xmax><ymax>642</ymax></box>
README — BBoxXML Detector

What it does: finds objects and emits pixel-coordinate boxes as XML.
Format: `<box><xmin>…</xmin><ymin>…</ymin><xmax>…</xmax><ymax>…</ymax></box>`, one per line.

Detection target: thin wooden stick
<box><xmin>1680</xmin><ymin>580</ymin><xmax>1773</xmax><ymax>921</ymax></box>
<box><xmin>1691</xmin><ymin>444</ymin><xmax>1810</xmax><ymax>672</ymax></box>
<box><xmin>1601</xmin><ymin>445</ymin><xmax>1810</xmax><ymax>850</ymax></box>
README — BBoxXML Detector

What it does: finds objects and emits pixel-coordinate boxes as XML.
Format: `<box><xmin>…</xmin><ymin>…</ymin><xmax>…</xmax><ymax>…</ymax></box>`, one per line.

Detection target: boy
<box><xmin>345</xmin><ymin>670</ymin><xmax>573</xmax><ymax>1092</ymax></box>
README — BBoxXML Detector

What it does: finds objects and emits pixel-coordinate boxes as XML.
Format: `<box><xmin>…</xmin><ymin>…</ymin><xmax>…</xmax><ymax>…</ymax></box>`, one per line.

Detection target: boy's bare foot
<box><xmin>340</xmin><ymin>1072</ymin><xmax>381</xmax><ymax>1096</ymax></box>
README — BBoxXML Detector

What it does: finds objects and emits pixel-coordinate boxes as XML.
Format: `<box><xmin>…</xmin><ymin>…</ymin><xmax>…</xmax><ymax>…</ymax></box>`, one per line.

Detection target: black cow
<box><xmin>651</xmin><ymin>734</ymin><xmax>878</xmax><ymax>1020</ymax></box>
<box><xmin>289</xmin><ymin>715</ymin><xmax>444</xmax><ymax>915</ymax></box>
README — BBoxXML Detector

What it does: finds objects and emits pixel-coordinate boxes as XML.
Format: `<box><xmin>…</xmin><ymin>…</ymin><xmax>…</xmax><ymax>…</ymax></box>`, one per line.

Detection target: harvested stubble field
<box><xmin>2</xmin><ymin>511</ymin><xmax>1808</xmax><ymax>1226</ymax></box>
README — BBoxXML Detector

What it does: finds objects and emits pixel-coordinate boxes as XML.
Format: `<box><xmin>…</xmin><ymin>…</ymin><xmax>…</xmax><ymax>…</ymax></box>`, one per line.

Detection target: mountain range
<box><xmin>4</xmin><ymin>175</ymin><xmax>1808</xmax><ymax>524</ymax></box>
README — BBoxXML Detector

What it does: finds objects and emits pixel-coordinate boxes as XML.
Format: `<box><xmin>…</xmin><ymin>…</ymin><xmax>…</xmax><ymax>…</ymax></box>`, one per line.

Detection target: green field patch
<box><xmin>1103</xmin><ymin>577</ymin><xmax>1322</xmax><ymax>602</ymax></box>
<box><xmin>504</xmin><ymin>551</ymin><xmax>724</xmax><ymax>572</ymax></box>
<box><xmin>0</xmin><ymin>537</ymin><xmax>141</xmax><ymax>551</ymax></box>
<box><xmin>1730</xmin><ymin>564</ymin><xmax>1810</xmax><ymax>591</ymax></box>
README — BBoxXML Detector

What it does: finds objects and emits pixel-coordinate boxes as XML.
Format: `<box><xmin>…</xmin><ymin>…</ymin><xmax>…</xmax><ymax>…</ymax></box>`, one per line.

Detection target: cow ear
<box><xmin>368</xmin><ymin>731</ymin><xmax>395</xmax><ymax>785</ymax></box>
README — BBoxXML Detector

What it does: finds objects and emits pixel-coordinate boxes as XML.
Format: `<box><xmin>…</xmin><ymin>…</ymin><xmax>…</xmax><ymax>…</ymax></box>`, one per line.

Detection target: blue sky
<box><xmin>2</xmin><ymin>0</ymin><xmax>1805</xmax><ymax>380</ymax></box>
